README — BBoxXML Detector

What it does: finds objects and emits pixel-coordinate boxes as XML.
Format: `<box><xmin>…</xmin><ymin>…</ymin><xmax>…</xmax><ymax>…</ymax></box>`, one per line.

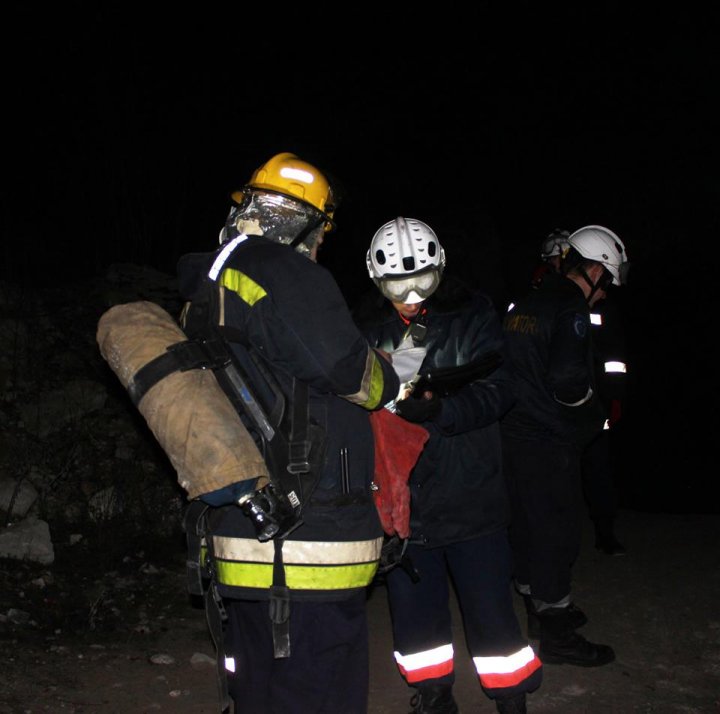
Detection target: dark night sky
<box><xmin>4</xmin><ymin>5</ymin><xmax>719</xmax><ymax>511</ymax></box>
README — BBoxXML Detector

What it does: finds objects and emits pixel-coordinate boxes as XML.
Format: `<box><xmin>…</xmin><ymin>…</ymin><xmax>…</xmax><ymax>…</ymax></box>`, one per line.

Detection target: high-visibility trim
<box><xmin>214</xmin><ymin>560</ymin><xmax>379</xmax><ymax>590</ymax></box>
<box><xmin>341</xmin><ymin>348</ymin><xmax>386</xmax><ymax>410</ymax></box>
<box><xmin>604</xmin><ymin>360</ymin><xmax>627</xmax><ymax>373</ymax></box>
<box><xmin>590</xmin><ymin>312</ymin><xmax>603</xmax><ymax>326</ymax></box>
<box><xmin>394</xmin><ymin>644</ymin><xmax>454</xmax><ymax>683</ymax></box>
<box><xmin>213</xmin><ymin>536</ymin><xmax>383</xmax><ymax>564</ymax></box>
<box><xmin>555</xmin><ymin>385</ymin><xmax>593</xmax><ymax>407</ymax></box>
<box><xmin>219</xmin><ymin>268</ymin><xmax>267</xmax><ymax>306</ymax></box>
<box><xmin>473</xmin><ymin>645</ymin><xmax>543</xmax><ymax>690</ymax></box>
<box><xmin>209</xmin><ymin>234</ymin><xmax>249</xmax><ymax>280</ymax></box>
<box><xmin>208</xmin><ymin>536</ymin><xmax>383</xmax><ymax>590</ymax></box>
<box><xmin>225</xmin><ymin>657</ymin><xmax>236</xmax><ymax>673</ymax></box>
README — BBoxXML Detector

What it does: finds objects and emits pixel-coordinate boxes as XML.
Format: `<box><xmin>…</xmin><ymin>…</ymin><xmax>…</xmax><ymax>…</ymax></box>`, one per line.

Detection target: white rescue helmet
<box><xmin>567</xmin><ymin>225</ymin><xmax>629</xmax><ymax>286</ymax></box>
<box><xmin>366</xmin><ymin>217</ymin><xmax>446</xmax><ymax>304</ymax></box>
<box><xmin>540</xmin><ymin>228</ymin><xmax>570</xmax><ymax>259</ymax></box>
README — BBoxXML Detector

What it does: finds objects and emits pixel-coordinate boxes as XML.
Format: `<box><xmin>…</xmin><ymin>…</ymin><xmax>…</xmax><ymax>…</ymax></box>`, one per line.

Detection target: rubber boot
<box><xmin>525</xmin><ymin>596</ymin><xmax>588</xmax><ymax>639</ymax></box>
<box><xmin>408</xmin><ymin>684</ymin><xmax>459</xmax><ymax>714</ymax></box>
<box><xmin>538</xmin><ymin>606</ymin><xmax>615</xmax><ymax>666</ymax></box>
<box><xmin>495</xmin><ymin>692</ymin><xmax>527</xmax><ymax>714</ymax></box>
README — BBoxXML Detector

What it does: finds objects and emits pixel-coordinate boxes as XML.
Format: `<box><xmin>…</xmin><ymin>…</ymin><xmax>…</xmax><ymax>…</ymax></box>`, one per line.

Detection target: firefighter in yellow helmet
<box><xmin>219</xmin><ymin>152</ymin><xmax>336</xmax><ymax>260</ymax></box>
<box><xmin>177</xmin><ymin>153</ymin><xmax>399</xmax><ymax>713</ymax></box>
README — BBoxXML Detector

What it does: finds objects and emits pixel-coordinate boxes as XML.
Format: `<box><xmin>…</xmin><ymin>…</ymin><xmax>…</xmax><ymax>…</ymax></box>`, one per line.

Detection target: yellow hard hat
<box><xmin>232</xmin><ymin>152</ymin><xmax>336</xmax><ymax>230</ymax></box>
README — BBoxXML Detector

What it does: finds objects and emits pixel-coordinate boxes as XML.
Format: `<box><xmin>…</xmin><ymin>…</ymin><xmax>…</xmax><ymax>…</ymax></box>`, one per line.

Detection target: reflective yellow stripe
<box><xmin>220</xmin><ymin>268</ymin><xmax>267</xmax><ymax>306</ymax></box>
<box><xmin>342</xmin><ymin>349</ymin><xmax>385</xmax><ymax>410</ymax></box>
<box><xmin>214</xmin><ymin>560</ymin><xmax>380</xmax><ymax>590</ymax></box>
<box><xmin>207</xmin><ymin>536</ymin><xmax>382</xmax><ymax>590</ymax></box>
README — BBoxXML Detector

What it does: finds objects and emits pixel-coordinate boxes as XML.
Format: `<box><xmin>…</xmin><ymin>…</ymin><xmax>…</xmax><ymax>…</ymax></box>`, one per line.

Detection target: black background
<box><xmin>4</xmin><ymin>5</ymin><xmax>719</xmax><ymax>512</ymax></box>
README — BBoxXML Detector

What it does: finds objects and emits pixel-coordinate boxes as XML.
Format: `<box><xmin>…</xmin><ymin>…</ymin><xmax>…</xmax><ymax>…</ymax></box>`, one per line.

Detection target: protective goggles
<box><xmin>376</xmin><ymin>267</ymin><xmax>442</xmax><ymax>303</ymax></box>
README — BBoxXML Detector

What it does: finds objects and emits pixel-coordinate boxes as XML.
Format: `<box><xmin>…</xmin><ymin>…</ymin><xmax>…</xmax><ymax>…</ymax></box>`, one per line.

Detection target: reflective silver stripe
<box><xmin>473</xmin><ymin>645</ymin><xmax>537</xmax><ymax>675</ymax></box>
<box><xmin>603</xmin><ymin>419</ymin><xmax>610</xmax><ymax>430</ymax></box>
<box><xmin>212</xmin><ymin>535</ymin><xmax>383</xmax><ymax>565</ymax></box>
<box><xmin>555</xmin><ymin>385</ymin><xmax>593</xmax><ymax>407</ymax></box>
<box><xmin>394</xmin><ymin>644</ymin><xmax>454</xmax><ymax>671</ymax></box>
<box><xmin>604</xmin><ymin>360</ymin><xmax>627</xmax><ymax>373</ymax></box>
<box><xmin>225</xmin><ymin>657</ymin><xmax>236</xmax><ymax>673</ymax></box>
<box><xmin>590</xmin><ymin>312</ymin><xmax>603</xmax><ymax>326</ymax></box>
<box><xmin>208</xmin><ymin>234</ymin><xmax>249</xmax><ymax>281</ymax></box>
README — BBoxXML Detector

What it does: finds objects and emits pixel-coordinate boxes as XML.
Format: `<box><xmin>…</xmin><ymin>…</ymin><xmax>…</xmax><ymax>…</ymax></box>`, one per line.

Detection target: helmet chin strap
<box><xmin>289</xmin><ymin>214</ymin><xmax>325</xmax><ymax>252</ymax></box>
<box><xmin>582</xmin><ymin>267</ymin><xmax>612</xmax><ymax>304</ymax></box>
<box><xmin>581</xmin><ymin>269</ymin><xmax>601</xmax><ymax>304</ymax></box>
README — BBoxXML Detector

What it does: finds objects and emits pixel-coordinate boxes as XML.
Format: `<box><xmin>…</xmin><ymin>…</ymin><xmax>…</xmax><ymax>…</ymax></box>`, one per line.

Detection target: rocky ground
<box><xmin>1</xmin><ymin>267</ymin><xmax>719</xmax><ymax>713</ymax></box>
<box><xmin>1</xmin><ymin>509</ymin><xmax>720</xmax><ymax>713</ymax></box>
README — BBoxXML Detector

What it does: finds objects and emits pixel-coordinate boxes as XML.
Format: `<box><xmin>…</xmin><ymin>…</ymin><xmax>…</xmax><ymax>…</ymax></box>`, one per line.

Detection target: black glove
<box><xmin>395</xmin><ymin>391</ymin><xmax>442</xmax><ymax>423</ymax></box>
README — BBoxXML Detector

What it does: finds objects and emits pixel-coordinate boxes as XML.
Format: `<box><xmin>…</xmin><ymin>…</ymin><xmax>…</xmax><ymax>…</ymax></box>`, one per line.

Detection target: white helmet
<box><xmin>366</xmin><ymin>217</ymin><xmax>446</xmax><ymax>303</ymax></box>
<box><xmin>540</xmin><ymin>228</ymin><xmax>570</xmax><ymax>259</ymax></box>
<box><xmin>567</xmin><ymin>225</ymin><xmax>629</xmax><ymax>286</ymax></box>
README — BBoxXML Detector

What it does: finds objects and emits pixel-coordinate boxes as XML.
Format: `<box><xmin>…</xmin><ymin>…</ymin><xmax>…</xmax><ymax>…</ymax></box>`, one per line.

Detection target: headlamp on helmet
<box><xmin>219</xmin><ymin>153</ymin><xmax>337</xmax><ymax>258</ymax></box>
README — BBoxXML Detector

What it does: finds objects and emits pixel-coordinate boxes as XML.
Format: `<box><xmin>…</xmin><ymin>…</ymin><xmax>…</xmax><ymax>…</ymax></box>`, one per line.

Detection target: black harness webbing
<box><xmin>184</xmin><ymin>502</ymin><xmax>232</xmax><ymax>713</ymax></box>
<box><xmin>269</xmin><ymin>539</ymin><xmax>291</xmax><ymax>658</ymax></box>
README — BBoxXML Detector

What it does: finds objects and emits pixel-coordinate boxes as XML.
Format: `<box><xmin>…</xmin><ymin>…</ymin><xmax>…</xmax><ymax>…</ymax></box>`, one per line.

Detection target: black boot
<box><xmin>495</xmin><ymin>692</ymin><xmax>527</xmax><ymax>714</ymax></box>
<box><xmin>538</xmin><ymin>607</ymin><xmax>615</xmax><ymax>667</ymax></box>
<box><xmin>595</xmin><ymin>529</ymin><xmax>627</xmax><ymax>556</ymax></box>
<box><xmin>408</xmin><ymin>684</ymin><xmax>459</xmax><ymax>714</ymax></box>
<box><xmin>594</xmin><ymin>518</ymin><xmax>627</xmax><ymax>556</ymax></box>
<box><xmin>525</xmin><ymin>596</ymin><xmax>588</xmax><ymax>639</ymax></box>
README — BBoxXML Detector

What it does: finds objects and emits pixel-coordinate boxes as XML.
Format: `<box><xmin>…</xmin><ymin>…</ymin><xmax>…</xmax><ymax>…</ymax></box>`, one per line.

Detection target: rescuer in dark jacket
<box><xmin>354</xmin><ymin>217</ymin><xmax>542</xmax><ymax>714</ymax></box>
<box><xmin>529</xmin><ymin>228</ymin><xmax>629</xmax><ymax>555</ymax></box>
<box><xmin>584</xmin><ymin>292</ymin><xmax>629</xmax><ymax>555</ymax></box>
<box><xmin>177</xmin><ymin>153</ymin><xmax>400</xmax><ymax>714</ymax></box>
<box><xmin>501</xmin><ymin>225</ymin><xmax>629</xmax><ymax>669</ymax></box>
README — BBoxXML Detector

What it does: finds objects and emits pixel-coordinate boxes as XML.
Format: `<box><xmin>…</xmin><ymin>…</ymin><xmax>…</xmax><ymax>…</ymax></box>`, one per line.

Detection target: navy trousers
<box><xmin>502</xmin><ymin>435</ymin><xmax>584</xmax><ymax>605</ymax></box>
<box><xmin>223</xmin><ymin>592</ymin><xmax>369</xmax><ymax>714</ymax></box>
<box><xmin>385</xmin><ymin>530</ymin><xmax>541</xmax><ymax>698</ymax></box>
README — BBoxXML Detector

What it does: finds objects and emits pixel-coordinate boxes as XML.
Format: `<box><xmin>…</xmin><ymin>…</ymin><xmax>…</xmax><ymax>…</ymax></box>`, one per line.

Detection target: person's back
<box><xmin>178</xmin><ymin>152</ymin><xmax>400</xmax><ymax>714</ymax></box>
<box><xmin>500</xmin><ymin>224</ymin><xmax>629</xmax><ymax>670</ymax></box>
<box><xmin>502</xmin><ymin>270</ymin><xmax>605</xmax><ymax>446</ymax></box>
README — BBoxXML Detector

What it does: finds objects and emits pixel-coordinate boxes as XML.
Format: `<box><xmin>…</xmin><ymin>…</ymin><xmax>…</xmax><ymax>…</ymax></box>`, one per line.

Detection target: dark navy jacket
<box><xmin>354</xmin><ymin>275</ymin><xmax>515</xmax><ymax>547</ymax></box>
<box><xmin>501</xmin><ymin>271</ymin><xmax>605</xmax><ymax>446</ymax></box>
<box><xmin>177</xmin><ymin>235</ymin><xmax>400</xmax><ymax>601</ymax></box>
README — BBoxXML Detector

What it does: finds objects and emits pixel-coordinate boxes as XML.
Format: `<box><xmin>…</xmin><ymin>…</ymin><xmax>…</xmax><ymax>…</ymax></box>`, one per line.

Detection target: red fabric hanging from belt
<box><xmin>369</xmin><ymin>408</ymin><xmax>429</xmax><ymax>538</ymax></box>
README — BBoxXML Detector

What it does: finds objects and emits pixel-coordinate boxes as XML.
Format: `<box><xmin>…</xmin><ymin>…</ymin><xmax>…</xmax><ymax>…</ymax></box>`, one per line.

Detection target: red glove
<box><xmin>369</xmin><ymin>409</ymin><xmax>429</xmax><ymax>538</ymax></box>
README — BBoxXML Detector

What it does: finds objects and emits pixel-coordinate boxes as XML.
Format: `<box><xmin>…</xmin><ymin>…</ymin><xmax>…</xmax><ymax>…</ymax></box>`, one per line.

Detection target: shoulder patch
<box><xmin>572</xmin><ymin>313</ymin><xmax>588</xmax><ymax>338</ymax></box>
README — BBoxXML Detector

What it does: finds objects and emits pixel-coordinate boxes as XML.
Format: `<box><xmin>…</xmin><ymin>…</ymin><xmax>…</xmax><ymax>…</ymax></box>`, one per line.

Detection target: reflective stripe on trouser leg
<box><xmin>474</xmin><ymin>645</ymin><xmax>543</xmax><ymax>691</ymax></box>
<box><xmin>444</xmin><ymin>532</ymin><xmax>543</xmax><ymax>697</ymax></box>
<box><xmin>385</xmin><ymin>543</ymin><xmax>455</xmax><ymax>686</ymax></box>
<box><xmin>394</xmin><ymin>644</ymin><xmax>454</xmax><ymax>683</ymax></box>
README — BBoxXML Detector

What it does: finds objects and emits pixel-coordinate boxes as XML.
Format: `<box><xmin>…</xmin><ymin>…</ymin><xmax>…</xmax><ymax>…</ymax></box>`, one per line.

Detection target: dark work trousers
<box><xmin>385</xmin><ymin>530</ymin><xmax>529</xmax><ymax>691</ymax></box>
<box><xmin>502</xmin><ymin>435</ymin><xmax>583</xmax><ymax>605</ymax></box>
<box><xmin>223</xmin><ymin>592</ymin><xmax>369</xmax><ymax>714</ymax></box>
<box><xmin>581</xmin><ymin>429</ymin><xmax>618</xmax><ymax>533</ymax></box>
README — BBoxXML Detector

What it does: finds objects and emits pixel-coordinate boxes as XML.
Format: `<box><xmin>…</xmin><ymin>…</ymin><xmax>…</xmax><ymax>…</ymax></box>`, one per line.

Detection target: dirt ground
<box><xmin>1</xmin><ymin>509</ymin><xmax>719</xmax><ymax>714</ymax></box>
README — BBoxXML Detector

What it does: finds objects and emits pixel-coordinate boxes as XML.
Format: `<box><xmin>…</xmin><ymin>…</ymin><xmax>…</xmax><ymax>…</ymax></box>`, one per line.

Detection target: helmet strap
<box><xmin>289</xmin><ymin>213</ymin><xmax>325</xmax><ymax>250</ymax></box>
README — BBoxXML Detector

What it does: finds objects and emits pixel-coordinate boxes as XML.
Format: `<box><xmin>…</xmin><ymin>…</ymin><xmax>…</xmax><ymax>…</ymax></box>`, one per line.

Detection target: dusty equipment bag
<box><xmin>96</xmin><ymin>300</ymin><xmax>271</xmax><ymax>499</ymax></box>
